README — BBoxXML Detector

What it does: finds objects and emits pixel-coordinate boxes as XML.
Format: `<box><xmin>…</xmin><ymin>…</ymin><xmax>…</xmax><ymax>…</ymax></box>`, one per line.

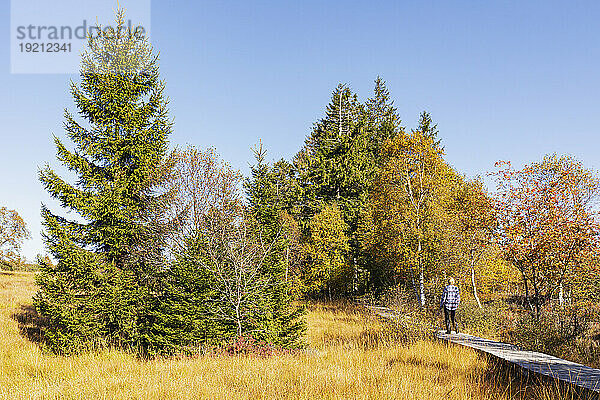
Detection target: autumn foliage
<box><xmin>492</xmin><ymin>155</ymin><xmax>600</xmax><ymax>316</ymax></box>
<box><xmin>0</xmin><ymin>207</ymin><xmax>30</xmax><ymax>268</ymax></box>
<box><xmin>302</xmin><ymin>204</ymin><xmax>351</xmax><ymax>298</ymax></box>
<box><xmin>23</xmin><ymin>9</ymin><xmax>600</xmax><ymax>365</ymax></box>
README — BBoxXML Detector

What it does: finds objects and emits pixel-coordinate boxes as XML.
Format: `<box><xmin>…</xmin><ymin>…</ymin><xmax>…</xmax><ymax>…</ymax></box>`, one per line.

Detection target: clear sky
<box><xmin>2</xmin><ymin>0</ymin><xmax>600</xmax><ymax>261</ymax></box>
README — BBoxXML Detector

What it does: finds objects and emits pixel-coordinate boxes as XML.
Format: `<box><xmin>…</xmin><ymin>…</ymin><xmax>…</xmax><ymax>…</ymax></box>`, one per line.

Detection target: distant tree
<box><xmin>155</xmin><ymin>202</ymin><xmax>275</xmax><ymax>353</ymax></box>
<box><xmin>35</xmin><ymin>11</ymin><xmax>173</xmax><ymax>354</ymax></box>
<box><xmin>364</xmin><ymin>77</ymin><xmax>404</xmax><ymax>154</ymax></box>
<box><xmin>0</xmin><ymin>207</ymin><xmax>30</xmax><ymax>268</ymax></box>
<box><xmin>279</xmin><ymin>209</ymin><xmax>304</xmax><ymax>296</ymax></box>
<box><xmin>415</xmin><ymin>111</ymin><xmax>441</xmax><ymax>148</ymax></box>
<box><xmin>492</xmin><ymin>155</ymin><xmax>600</xmax><ymax>317</ymax></box>
<box><xmin>303</xmin><ymin>204</ymin><xmax>351</xmax><ymax>299</ymax></box>
<box><xmin>200</xmin><ymin>213</ymin><xmax>273</xmax><ymax>338</ymax></box>
<box><xmin>152</xmin><ymin>145</ymin><xmax>305</xmax><ymax>353</ymax></box>
<box><xmin>296</xmin><ymin>79</ymin><xmax>404</xmax><ymax>294</ymax></box>
<box><xmin>294</xmin><ymin>84</ymin><xmax>363</xmax><ymax>230</ymax></box>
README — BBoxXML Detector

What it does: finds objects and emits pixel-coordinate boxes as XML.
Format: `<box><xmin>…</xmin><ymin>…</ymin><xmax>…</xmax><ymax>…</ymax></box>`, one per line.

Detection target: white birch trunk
<box><xmin>419</xmin><ymin>271</ymin><xmax>425</xmax><ymax>307</ymax></box>
<box><xmin>418</xmin><ymin>239</ymin><xmax>425</xmax><ymax>307</ymax></box>
<box><xmin>471</xmin><ymin>266</ymin><xmax>482</xmax><ymax>309</ymax></box>
<box><xmin>559</xmin><ymin>283</ymin><xmax>564</xmax><ymax>307</ymax></box>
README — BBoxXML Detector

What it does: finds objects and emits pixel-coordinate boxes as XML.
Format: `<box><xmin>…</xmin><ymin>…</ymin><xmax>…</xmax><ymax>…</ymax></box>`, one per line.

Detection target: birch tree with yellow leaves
<box><xmin>369</xmin><ymin>127</ymin><xmax>446</xmax><ymax>306</ymax></box>
<box><xmin>444</xmin><ymin>179</ymin><xmax>497</xmax><ymax>308</ymax></box>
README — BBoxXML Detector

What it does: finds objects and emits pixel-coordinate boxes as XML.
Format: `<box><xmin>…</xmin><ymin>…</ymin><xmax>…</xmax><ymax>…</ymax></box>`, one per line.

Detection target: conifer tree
<box><xmin>244</xmin><ymin>143</ymin><xmax>306</xmax><ymax>347</ymax></box>
<box><xmin>416</xmin><ymin>111</ymin><xmax>441</xmax><ymax>148</ymax></box>
<box><xmin>296</xmin><ymin>79</ymin><xmax>405</xmax><ymax>295</ymax></box>
<box><xmin>35</xmin><ymin>11</ymin><xmax>172</xmax><ymax>354</ymax></box>
<box><xmin>295</xmin><ymin>84</ymin><xmax>362</xmax><ymax>218</ymax></box>
<box><xmin>293</xmin><ymin>84</ymin><xmax>361</xmax><ymax>294</ymax></box>
<box><xmin>364</xmin><ymin>77</ymin><xmax>403</xmax><ymax>149</ymax></box>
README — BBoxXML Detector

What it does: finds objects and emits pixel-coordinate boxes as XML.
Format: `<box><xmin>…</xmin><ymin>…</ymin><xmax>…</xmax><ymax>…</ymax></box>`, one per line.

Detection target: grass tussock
<box><xmin>0</xmin><ymin>273</ymin><xmax>595</xmax><ymax>399</ymax></box>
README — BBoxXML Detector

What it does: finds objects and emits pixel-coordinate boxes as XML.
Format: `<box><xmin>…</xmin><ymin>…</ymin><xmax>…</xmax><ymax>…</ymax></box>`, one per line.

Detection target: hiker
<box><xmin>440</xmin><ymin>277</ymin><xmax>460</xmax><ymax>334</ymax></box>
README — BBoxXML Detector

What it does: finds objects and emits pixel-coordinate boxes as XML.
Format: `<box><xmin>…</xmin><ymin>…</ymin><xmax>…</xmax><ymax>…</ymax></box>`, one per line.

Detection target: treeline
<box><xmin>256</xmin><ymin>80</ymin><xmax>507</xmax><ymax>305</ymax></box>
<box><xmin>35</xmin><ymin>11</ymin><xmax>600</xmax><ymax>357</ymax></box>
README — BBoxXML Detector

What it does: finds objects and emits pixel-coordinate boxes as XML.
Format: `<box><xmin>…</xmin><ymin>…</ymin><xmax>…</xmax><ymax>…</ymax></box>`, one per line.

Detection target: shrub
<box><xmin>509</xmin><ymin>312</ymin><xmax>563</xmax><ymax>354</ymax></box>
<box><xmin>458</xmin><ymin>298</ymin><xmax>515</xmax><ymax>339</ymax></box>
<box><xmin>504</xmin><ymin>303</ymin><xmax>600</xmax><ymax>368</ymax></box>
<box><xmin>1</xmin><ymin>260</ymin><xmax>38</xmax><ymax>272</ymax></box>
<box><xmin>374</xmin><ymin>284</ymin><xmax>442</xmax><ymax>341</ymax></box>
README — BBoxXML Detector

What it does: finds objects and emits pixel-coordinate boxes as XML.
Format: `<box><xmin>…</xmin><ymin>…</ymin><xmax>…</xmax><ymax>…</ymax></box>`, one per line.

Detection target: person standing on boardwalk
<box><xmin>440</xmin><ymin>277</ymin><xmax>460</xmax><ymax>334</ymax></box>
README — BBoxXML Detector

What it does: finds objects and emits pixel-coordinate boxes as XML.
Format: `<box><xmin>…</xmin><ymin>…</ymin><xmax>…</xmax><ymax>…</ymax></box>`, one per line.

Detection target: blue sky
<box><xmin>2</xmin><ymin>0</ymin><xmax>600</xmax><ymax>260</ymax></box>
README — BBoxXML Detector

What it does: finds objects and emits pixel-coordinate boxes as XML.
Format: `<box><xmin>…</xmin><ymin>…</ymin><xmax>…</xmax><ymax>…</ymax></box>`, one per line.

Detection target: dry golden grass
<box><xmin>0</xmin><ymin>273</ymin><xmax>587</xmax><ymax>399</ymax></box>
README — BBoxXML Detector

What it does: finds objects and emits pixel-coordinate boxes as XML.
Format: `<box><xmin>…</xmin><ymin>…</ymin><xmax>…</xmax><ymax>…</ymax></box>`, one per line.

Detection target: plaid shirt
<box><xmin>440</xmin><ymin>285</ymin><xmax>460</xmax><ymax>310</ymax></box>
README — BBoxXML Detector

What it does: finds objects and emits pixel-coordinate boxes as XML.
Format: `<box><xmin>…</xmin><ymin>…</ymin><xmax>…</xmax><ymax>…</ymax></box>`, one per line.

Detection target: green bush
<box><xmin>510</xmin><ymin>312</ymin><xmax>564</xmax><ymax>354</ymax></box>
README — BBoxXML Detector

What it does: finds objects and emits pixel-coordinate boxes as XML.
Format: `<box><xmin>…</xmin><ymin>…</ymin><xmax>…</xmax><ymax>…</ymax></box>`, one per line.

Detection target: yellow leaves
<box><xmin>363</xmin><ymin>128</ymin><xmax>466</xmax><ymax>281</ymax></box>
<box><xmin>303</xmin><ymin>204</ymin><xmax>350</xmax><ymax>295</ymax></box>
<box><xmin>382</xmin><ymin>129</ymin><xmax>444</xmax><ymax>160</ymax></box>
<box><xmin>0</xmin><ymin>207</ymin><xmax>30</xmax><ymax>264</ymax></box>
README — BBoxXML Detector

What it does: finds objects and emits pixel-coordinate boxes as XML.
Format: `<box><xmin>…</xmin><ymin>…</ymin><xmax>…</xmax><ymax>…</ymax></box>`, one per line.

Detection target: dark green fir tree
<box><xmin>294</xmin><ymin>84</ymin><xmax>362</xmax><ymax>229</ymax></box>
<box><xmin>244</xmin><ymin>143</ymin><xmax>306</xmax><ymax>348</ymax></box>
<box><xmin>35</xmin><ymin>11</ymin><xmax>173</xmax><ymax>355</ymax></box>
<box><xmin>415</xmin><ymin>111</ymin><xmax>441</xmax><ymax>148</ymax></box>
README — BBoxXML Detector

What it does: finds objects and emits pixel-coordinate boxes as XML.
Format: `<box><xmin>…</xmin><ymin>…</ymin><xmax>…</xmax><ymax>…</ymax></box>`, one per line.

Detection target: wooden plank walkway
<box><xmin>366</xmin><ymin>305</ymin><xmax>600</xmax><ymax>394</ymax></box>
<box><xmin>438</xmin><ymin>331</ymin><xmax>600</xmax><ymax>393</ymax></box>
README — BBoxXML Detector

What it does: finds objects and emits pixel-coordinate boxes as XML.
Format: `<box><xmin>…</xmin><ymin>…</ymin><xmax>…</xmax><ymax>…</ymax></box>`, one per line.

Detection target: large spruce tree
<box><xmin>35</xmin><ymin>11</ymin><xmax>172</xmax><ymax>354</ymax></box>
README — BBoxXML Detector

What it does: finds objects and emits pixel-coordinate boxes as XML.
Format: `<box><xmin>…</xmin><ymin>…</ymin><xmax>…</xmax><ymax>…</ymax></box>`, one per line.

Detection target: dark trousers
<box><xmin>444</xmin><ymin>307</ymin><xmax>458</xmax><ymax>333</ymax></box>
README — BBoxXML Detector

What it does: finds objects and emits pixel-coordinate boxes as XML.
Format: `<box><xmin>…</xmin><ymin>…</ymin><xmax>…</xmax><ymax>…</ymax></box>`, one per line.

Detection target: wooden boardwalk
<box><xmin>438</xmin><ymin>331</ymin><xmax>600</xmax><ymax>393</ymax></box>
<box><xmin>366</xmin><ymin>305</ymin><xmax>600</xmax><ymax>394</ymax></box>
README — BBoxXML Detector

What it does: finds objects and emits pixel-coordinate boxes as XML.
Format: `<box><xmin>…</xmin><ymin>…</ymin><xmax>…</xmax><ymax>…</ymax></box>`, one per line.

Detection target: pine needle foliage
<box><xmin>244</xmin><ymin>143</ymin><xmax>306</xmax><ymax>348</ymax></box>
<box><xmin>35</xmin><ymin>10</ymin><xmax>173</xmax><ymax>355</ymax></box>
<box><xmin>295</xmin><ymin>79</ymin><xmax>405</xmax><ymax>294</ymax></box>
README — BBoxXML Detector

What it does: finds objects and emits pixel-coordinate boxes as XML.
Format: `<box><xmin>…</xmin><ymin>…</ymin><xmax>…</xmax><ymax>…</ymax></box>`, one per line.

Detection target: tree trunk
<box><xmin>523</xmin><ymin>276</ymin><xmax>534</xmax><ymax>313</ymax></box>
<box><xmin>419</xmin><ymin>271</ymin><xmax>425</xmax><ymax>307</ymax></box>
<box><xmin>559</xmin><ymin>283</ymin><xmax>564</xmax><ymax>307</ymax></box>
<box><xmin>353</xmin><ymin>257</ymin><xmax>358</xmax><ymax>295</ymax></box>
<box><xmin>533</xmin><ymin>282</ymin><xmax>541</xmax><ymax>319</ymax></box>
<box><xmin>285</xmin><ymin>247</ymin><xmax>289</xmax><ymax>283</ymax></box>
<box><xmin>418</xmin><ymin>239</ymin><xmax>425</xmax><ymax>307</ymax></box>
<box><xmin>236</xmin><ymin>307</ymin><xmax>242</xmax><ymax>337</ymax></box>
<box><xmin>471</xmin><ymin>265</ymin><xmax>482</xmax><ymax>309</ymax></box>
<box><xmin>410</xmin><ymin>267</ymin><xmax>419</xmax><ymax>303</ymax></box>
